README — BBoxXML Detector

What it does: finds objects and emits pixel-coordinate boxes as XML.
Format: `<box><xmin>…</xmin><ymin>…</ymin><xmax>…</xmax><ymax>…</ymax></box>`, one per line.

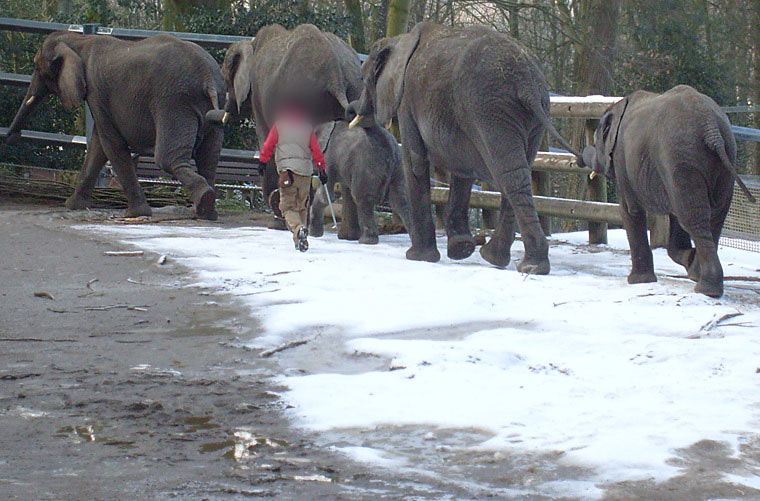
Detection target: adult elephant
<box><xmin>582</xmin><ymin>85</ymin><xmax>756</xmax><ymax>297</ymax></box>
<box><xmin>347</xmin><ymin>22</ymin><xmax>582</xmax><ymax>272</ymax></box>
<box><xmin>5</xmin><ymin>31</ymin><xmax>224</xmax><ymax>220</ymax></box>
<box><xmin>220</xmin><ymin>24</ymin><xmax>363</xmax><ymax>224</ymax></box>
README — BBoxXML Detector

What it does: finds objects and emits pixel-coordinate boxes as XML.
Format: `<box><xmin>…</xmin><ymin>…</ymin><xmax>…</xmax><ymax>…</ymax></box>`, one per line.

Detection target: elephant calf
<box><xmin>6</xmin><ymin>31</ymin><xmax>224</xmax><ymax>219</ymax></box>
<box><xmin>582</xmin><ymin>85</ymin><xmax>756</xmax><ymax>297</ymax></box>
<box><xmin>310</xmin><ymin>117</ymin><xmax>410</xmax><ymax>244</ymax></box>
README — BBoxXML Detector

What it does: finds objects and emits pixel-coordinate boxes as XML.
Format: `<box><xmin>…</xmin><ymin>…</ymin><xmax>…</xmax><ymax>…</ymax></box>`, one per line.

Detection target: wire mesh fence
<box><xmin>721</xmin><ymin>176</ymin><xmax>760</xmax><ymax>253</ymax></box>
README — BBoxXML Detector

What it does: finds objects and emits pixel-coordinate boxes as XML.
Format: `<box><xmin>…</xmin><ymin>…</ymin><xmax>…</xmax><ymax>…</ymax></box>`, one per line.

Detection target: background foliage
<box><xmin>1</xmin><ymin>0</ymin><xmax>759</xmax><ymax>183</ymax></box>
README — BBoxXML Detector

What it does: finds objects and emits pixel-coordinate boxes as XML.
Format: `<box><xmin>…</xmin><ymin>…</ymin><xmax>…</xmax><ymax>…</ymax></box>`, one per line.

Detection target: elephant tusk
<box><xmin>589</xmin><ymin>171</ymin><xmax>598</xmax><ymax>180</ymax></box>
<box><xmin>25</xmin><ymin>95</ymin><xmax>35</xmax><ymax>106</ymax></box>
<box><xmin>385</xmin><ymin>119</ymin><xmax>393</xmax><ymax>130</ymax></box>
<box><xmin>348</xmin><ymin>114</ymin><xmax>363</xmax><ymax>129</ymax></box>
<box><xmin>222</xmin><ymin>112</ymin><xmax>230</xmax><ymax>124</ymax></box>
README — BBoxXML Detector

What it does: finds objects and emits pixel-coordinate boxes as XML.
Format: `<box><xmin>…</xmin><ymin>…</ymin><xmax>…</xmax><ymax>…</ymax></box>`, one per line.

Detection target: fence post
<box><xmin>586</xmin><ymin>120</ymin><xmax>608</xmax><ymax>244</ymax></box>
<box><xmin>481</xmin><ymin>182</ymin><xmax>496</xmax><ymax>230</ymax></box>
<box><xmin>531</xmin><ymin>171</ymin><xmax>551</xmax><ymax>235</ymax></box>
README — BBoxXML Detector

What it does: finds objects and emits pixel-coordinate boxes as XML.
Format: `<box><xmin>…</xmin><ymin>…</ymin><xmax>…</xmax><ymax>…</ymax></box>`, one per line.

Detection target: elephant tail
<box><xmin>527</xmin><ymin>97</ymin><xmax>585</xmax><ymax>167</ymax></box>
<box><xmin>705</xmin><ymin>121</ymin><xmax>756</xmax><ymax>203</ymax></box>
<box><xmin>202</xmin><ymin>82</ymin><xmax>227</xmax><ymax>129</ymax></box>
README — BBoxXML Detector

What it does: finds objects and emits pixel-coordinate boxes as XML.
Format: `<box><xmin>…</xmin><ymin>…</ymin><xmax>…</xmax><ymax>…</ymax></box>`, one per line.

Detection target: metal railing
<box><xmin>1</xmin><ymin>16</ymin><xmax>758</xmax><ymax>250</ymax></box>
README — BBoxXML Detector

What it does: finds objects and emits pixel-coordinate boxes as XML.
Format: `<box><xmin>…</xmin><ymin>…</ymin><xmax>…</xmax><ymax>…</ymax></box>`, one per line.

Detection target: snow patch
<box><xmin>80</xmin><ymin>224</ymin><xmax>760</xmax><ymax>491</ymax></box>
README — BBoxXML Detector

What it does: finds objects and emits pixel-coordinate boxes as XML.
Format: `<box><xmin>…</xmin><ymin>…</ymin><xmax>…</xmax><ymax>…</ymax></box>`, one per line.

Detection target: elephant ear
<box><xmin>600</xmin><ymin>97</ymin><xmax>629</xmax><ymax>174</ymax></box>
<box><xmin>54</xmin><ymin>42</ymin><xmax>85</xmax><ymax>111</ymax></box>
<box><xmin>374</xmin><ymin>27</ymin><xmax>422</xmax><ymax>125</ymax></box>
<box><xmin>224</xmin><ymin>42</ymin><xmax>254</xmax><ymax>113</ymax></box>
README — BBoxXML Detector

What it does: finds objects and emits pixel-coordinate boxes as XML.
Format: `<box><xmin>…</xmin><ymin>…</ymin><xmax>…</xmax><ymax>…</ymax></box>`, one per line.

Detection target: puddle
<box><xmin>181</xmin><ymin>416</ymin><xmax>220</xmax><ymax>433</ymax></box>
<box><xmin>199</xmin><ymin>429</ymin><xmax>290</xmax><ymax>462</ymax></box>
<box><xmin>54</xmin><ymin>424</ymin><xmax>136</xmax><ymax>449</ymax></box>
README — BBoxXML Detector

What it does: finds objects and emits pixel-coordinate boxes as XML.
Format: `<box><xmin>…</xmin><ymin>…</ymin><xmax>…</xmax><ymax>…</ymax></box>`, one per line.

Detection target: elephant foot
<box><xmin>695</xmin><ymin>279</ymin><xmax>723</xmax><ymax>298</ymax></box>
<box><xmin>192</xmin><ymin>186</ymin><xmax>217</xmax><ymax>220</ymax></box>
<box><xmin>627</xmin><ymin>272</ymin><xmax>657</xmax><ymax>284</ymax></box>
<box><xmin>310</xmin><ymin>224</ymin><xmax>324</xmax><ymax>238</ymax></box>
<box><xmin>686</xmin><ymin>253</ymin><xmax>701</xmax><ymax>282</ymax></box>
<box><xmin>479</xmin><ymin>239</ymin><xmax>510</xmax><ymax>269</ymax></box>
<box><xmin>65</xmin><ymin>193</ymin><xmax>92</xmax><ymax>211</ymax></box>
<box><xmin>359</xmin><ymin>234</ymin><xmax>379</xmax><ymax>245</ymax></box>
<box><xmin>269</xmin><ymin>217</ymin><xmax>288</xmax><ymax>231</ymax></box>
<box><xmin>447</xmin><ymin>234</ymin><xmax>476</xmax><ymax>260</ymax></box>
<box><xmin>338</xmin><ymin>227</ymin><xmax>361</xmax><ymax>241</ymax></box>
<box><xmin>406</xmin><ymin>245</ymin><xmax>441</xmax><ymax>263</ymax></box>
<box><xmin>125</xmin><ymin>203</ymin><xmax>152</xmax><ymax>218</ymax></box>
<box><xmin>517</xmin><ymin>258</ymin><xmax>550</xmax><ymax>275</ymax></box>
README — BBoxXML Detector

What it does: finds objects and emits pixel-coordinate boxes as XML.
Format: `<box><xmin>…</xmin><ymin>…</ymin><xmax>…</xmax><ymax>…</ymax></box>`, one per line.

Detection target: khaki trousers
<box><xmin>279</xmin><ymin>172</ymin><xmax>311</xmax><ymax>238</ymax></box>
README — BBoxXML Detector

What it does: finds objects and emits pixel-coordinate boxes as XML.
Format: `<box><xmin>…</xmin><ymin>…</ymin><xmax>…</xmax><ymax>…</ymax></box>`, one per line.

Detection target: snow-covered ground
<box><xmin>85</xmin><ymin>223</ymin><xmax>760</xmax><ymax>496</ymax></box>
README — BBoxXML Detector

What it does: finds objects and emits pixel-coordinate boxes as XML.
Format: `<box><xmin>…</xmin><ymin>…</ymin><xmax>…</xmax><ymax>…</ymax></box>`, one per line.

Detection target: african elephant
<box><xmin>582</xmin><ymin>85</ymin><xmax>756</xmax><ymax>297</ymax></box>
<box><xmin>347</xmin><ymin>22</ymin><xmax>582</xmax><ymax>272</ymax></box>
<box><xmin>220</xmin><ymin>24</ymin><xmax>363</xmax><ymax>225</ymax></box>
<box><xmin>310</xmin><ymin>117</ymin><xmax>410</xmax><ymax>244</ymax></box>
<box><xmin>6</xmin><ymin>31</ymin><xmax>224</xmax><ymax>219</ymax></box>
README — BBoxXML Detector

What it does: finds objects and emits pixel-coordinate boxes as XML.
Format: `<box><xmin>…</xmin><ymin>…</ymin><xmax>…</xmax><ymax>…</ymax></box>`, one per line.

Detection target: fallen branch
<box><xmin>104</xmin><ymin>250</ymin><xmax>144</xmax><ymax>256</ymax></box>
<box><xmin>86</xmin><ymin>278</ymin><xmax>98</xmax><ymax>291</ymax></box>
<box><xmin>666</xmin><ymin>274</ymin><xmax>760</xmax><ymax>282</ymax></box>
<box><xmin>690</xmin><ymin>312</ymin><xmax>744</xmax><ymax>338</ymax></box>
<box><xmin>84</xmin><ymin>304</ymin><xmax>150</xmax><ymax>311</ymax></box>
<box><xmin>33</xmin><ymin>291</ymin><xmax>54</xmax><ymax>300</ymax></box>
<box><xmin>0</xmin><ymin>337</ymin><xmax>77</xmax><ymax>342</ymax></box>
<box><xmin>260</xmin><ymin>337</ymin><xmax>315</xmax><ymax>358</ymax></box>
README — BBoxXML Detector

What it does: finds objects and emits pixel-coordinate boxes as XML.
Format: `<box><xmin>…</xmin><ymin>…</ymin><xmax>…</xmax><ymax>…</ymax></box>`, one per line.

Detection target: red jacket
<box><xmin>259</xmin><ymin>123</ymin><xmax>325</xmax><ymax>171</ymax></box>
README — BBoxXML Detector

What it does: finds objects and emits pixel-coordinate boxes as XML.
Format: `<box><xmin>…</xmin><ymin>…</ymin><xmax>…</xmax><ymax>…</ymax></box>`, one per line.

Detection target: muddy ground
<box><xmin>1</xmin><ymin>202</ymin><xmax>758</xmax><ymax>500</ymax></box>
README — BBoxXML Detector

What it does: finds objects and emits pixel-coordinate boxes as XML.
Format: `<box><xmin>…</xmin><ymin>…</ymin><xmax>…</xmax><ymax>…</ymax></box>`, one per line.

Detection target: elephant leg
<box><xmin>309</xmin><ymin>184</ymin><xmax>328</xmax><ymax>237</ymax></box>
<box><xmin>103</xmin><ymin>146</ymin><xmax>151</xmax><ymax>218</ymax></box>
<box><xmin>338</xmin><ymin>186</ymin><xmax>361</xmax><ymax>241</ymax></box>
<box><xmin>482</xmin><ymin>141</ymin><xmax>548</xmax><ymax>274</ymax></box>
<box><xmin>192</xmin><ymin>127</ymin><xmax>223</xmax><ymax>221</ymax></box>
<box><xmin>445</xmin><ymin>175</ymin><xmax>476</xmax><ymax>260</ymax></box>
<box><xmin>387</xmin><ymin>167</ymin><xmax>411</xmax><ymax>230</ymax></box>
<box><xmin>356</xmin><ymin>198</ymin><xmax>379</xmax><ymax>245</ymax></box>
<box><xmin>155</xmin><ymin>114</ymin><xmax>215</xmax><ymax>220</ymax></box>
<box><xmin>667</xmin><ymin>215</ymin><xmax>697</xmax><ymax>279</ymax></box>
<box><xmin>621</xmin><ymin>198</ymin><xmax>656</xmax><ymax>284</ymax></box>
<box><xmin>479</xmin><ymin>195</ymin><xmax>516</xmax><ymax>269</ymax></box>
<box><xmin>401</xmin><ymin>142</ymin><xmax>440</xmax><ymax>263</ymax></box>
<box><xmin>670</xmin><ymin>170</ymin><xmax>724</xmax><ymax>297</ymax></box>
<box><xmin>66</xmin><ymin>125</ymin><xmax>108</xmax><ymax>211</ymax></box>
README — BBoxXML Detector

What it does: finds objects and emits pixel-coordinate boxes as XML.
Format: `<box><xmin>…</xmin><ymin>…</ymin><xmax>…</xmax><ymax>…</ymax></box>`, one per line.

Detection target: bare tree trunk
<box><xmin>163</xmin><ymin>0</ymin><xmax>229</xmax><ymax>31</ymax></box>
<box><xmin>753</xmin><ymin>0</ymin><xmax>760</xmax><ymax>174</ymax></box>
<box><xmin>343</xmin><ymin>0</ymin><xmax>366</xmax><ymax>52</ymax></box>
<box><xmin>385</xmin><ymin>0</ymin><xmax>412</xmax><ymax>37</ymax></box>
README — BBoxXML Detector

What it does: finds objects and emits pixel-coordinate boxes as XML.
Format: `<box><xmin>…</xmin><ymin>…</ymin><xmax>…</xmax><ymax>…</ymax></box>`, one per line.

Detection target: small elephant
<box><xmin>221</xmin><ymin>24</ymin><xmax>363</xmax><ymax>224</ymax></box>
<box><xmin>347</xmin><ymin>22</ymin><xmax>582</xmax><ymax>271</ymax></box>
<box><xmin>310</xmin><ymin>118</ymin><xmax>410</xmax><ymax>244</ymax></box>
<box><xmin>6</xmin><ymin>31</ymin><xmax>225</xmax><ymax>219</ymax></box>
<box><xmin>582</xmin><ymin>85</ymin><xmax>756</xmax><ymax>297</ymax></box>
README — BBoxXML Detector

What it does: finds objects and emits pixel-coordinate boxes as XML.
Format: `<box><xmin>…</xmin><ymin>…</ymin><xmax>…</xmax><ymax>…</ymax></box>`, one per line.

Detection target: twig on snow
<box><xmin>103</xmin><ymin>250</ymin><xmax>144</xmax><ymax>256</ymax></box>
<box><xmin>33</xmin><ymin>291</ymin><xmax>55</xmax><ymax>300</ymax></box>
<box><xmin>260</xmin><ymin>336</ymin><xmax>316</xmax><ymax>358</ymax></box>
<box><xmin>689</xmin><ymin>312</ymin><xmax>744</xmax><ymax>338</ymax></box>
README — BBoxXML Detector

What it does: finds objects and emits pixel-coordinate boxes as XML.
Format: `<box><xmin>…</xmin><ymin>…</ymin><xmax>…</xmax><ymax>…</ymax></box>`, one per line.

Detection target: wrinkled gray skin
<box><xmin>6</xmin><ymin>32</ymin><xmax>224</xmax><ymax>220</ymax></box>
<box><xmin>347</xmin><ymin>22</ymin><xmax>582</xmax><ymax>271</ymax></box>
<box><xmin>221</xmin><ymin>24</ymin><xmax>363</xmax><ymax>220</ymax></box>
<box><xmin>582</xmin><ymin>85</ymin><xmax>751</xmax><ymax>297</ymax></box>
<box><xmin>310</xmin><ymin>117</ymin><xmax>410</xmax><ymax>244</ymax></box>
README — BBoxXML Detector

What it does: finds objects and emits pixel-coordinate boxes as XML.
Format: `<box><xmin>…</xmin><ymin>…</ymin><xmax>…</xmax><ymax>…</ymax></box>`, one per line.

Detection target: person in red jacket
<box><xmin>259</xmin><ymin>105</ymin><xmax>327</xmax><ymax>252</ymax></box>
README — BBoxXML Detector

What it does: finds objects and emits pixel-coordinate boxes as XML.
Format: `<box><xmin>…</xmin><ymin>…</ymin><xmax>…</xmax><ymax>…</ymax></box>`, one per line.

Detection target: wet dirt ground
<box><xmin>1</xmin><ymin>201</ymin><xmax>759</xmax><ymax>500</ymax></box>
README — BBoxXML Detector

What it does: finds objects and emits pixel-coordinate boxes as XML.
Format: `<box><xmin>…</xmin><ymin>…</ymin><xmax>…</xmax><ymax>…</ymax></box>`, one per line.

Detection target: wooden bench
<box><xmin>133</xmin><ymin>151</ymin><xmax>263</xmax><ymax>208</ymax></box>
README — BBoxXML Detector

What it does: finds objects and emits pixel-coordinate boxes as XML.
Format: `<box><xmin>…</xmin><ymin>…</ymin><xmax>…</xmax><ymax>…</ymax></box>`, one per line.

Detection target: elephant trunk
<box><xmin>6</xmin><ymin>73</ymin><xmax>46</xmax><ymax>145</ymax></box>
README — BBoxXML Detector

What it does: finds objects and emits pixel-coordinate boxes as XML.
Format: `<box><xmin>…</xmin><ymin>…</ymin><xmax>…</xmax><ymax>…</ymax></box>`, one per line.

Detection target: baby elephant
<box><xmin>310</xmin><ymin>118</ymin><xmax>410</xmax><ymax>244</ymax></box>
<box><xmin>582</xmin><ymin>85</ymin><xmax>756</xmax><ymax>297</ymax></box>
